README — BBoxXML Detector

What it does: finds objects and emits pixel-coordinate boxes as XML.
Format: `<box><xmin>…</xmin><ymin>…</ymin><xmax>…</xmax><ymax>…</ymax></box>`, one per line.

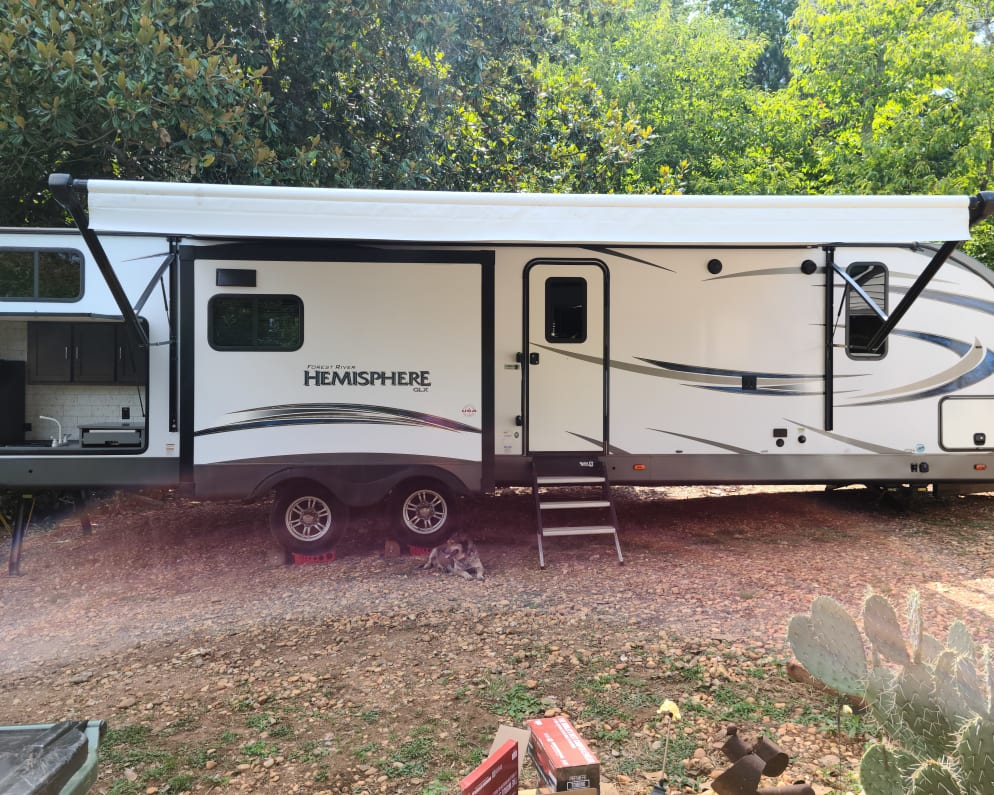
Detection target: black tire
<box><xmin>392</xmin><ymin>480</ymin><xmax>457</xmax><ymax>546</ymax></box>
<box><xmin>270</xmin><ymin>483</ymin><xmax>347</xmax><ymax>554</ymax></box>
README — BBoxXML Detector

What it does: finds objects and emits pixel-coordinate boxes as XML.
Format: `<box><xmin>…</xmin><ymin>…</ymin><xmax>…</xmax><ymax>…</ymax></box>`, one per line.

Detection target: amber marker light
<box><xmin>975</xmin><ymin>464</ymin><xmax>988</xmax><ymax>471</ymax></box>
<box><xmin>633</xmin><ymin>464</ymin><xmax>646</xmax><ymax>471</ymax></box>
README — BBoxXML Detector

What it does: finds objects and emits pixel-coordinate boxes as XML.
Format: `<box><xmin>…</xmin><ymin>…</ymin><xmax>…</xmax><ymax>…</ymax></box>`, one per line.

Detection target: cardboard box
<box><xmin>460</xmin><ymin>738</ymin><xmax>519</xmax><ymax>795</ymax></box>
<box><xmin>526</xmin><ymin>716</ymin><xmax>599</xmax><ymax>793</ymax></box>
<box><xmin>488</xmin><ymin>725</ymin><xmax>531</xmax><ymax>777</ymax></box>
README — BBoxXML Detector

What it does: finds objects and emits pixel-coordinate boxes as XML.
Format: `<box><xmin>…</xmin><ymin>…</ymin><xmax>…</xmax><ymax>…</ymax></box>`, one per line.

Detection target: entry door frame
<box><xmin>523</xmin><ymin>258</ymin><xmax>609</xmax><ymax>454</ymax></box>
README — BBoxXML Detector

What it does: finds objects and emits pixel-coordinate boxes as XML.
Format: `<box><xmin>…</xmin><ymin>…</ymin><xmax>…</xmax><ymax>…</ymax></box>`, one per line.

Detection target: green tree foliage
<box><xmin>0</xmin><ymin>0</ymin><xmax>274</xmax><ymax>224</ymax></box>
<box><xmin>4</xmin><ymin>0</ymin><xmax>994</xmax><ymax>265</ymax></box>
<box><xmin>180</xmin><ymin>0</ymin><xmax>659</xmax><ymax>192</ymax></box>
<box><xmin>0</xmin><ymin>0</ymin><xmax>661</xmax><ymax>223</ymax></box>
<box><xmin>784</xmin><ymin>0</ymin><xmax>979</xmax><ymax>194</ymax></box>
<box><xmin>571</xmin><ymin>0</ymin><xmax>765</xmax><ymax>193</ymax></box>
<box><xmin>703</xmin><ymin>0</ymin><xmax>798</xmax><ymax>89</ymax></box>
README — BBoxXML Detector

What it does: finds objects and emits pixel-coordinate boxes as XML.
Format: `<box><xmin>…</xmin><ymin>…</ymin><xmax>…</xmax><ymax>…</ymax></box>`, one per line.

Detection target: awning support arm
<box><xmin>134</xmin><ymin>250</ymin><xmax>176</xmax><ymax>315</ymax></box>
<box><xmin>823</xmin><ymin>247</ymin><xmax>835</xmax><ymax>432</ymax></box>
<box><xmin>832</xmin><ymin>264</ymin><xmax>888</xmax><ymax>321</ymax></box>
<box><xmin>864</xmin><ymin>239</ymin><xmax>960</xmax><ymax>354</ymax></box>
<box><xmin>48</xmin><ymin>173</ymin><xmax>148</xmax><ymax>347</ymax></box>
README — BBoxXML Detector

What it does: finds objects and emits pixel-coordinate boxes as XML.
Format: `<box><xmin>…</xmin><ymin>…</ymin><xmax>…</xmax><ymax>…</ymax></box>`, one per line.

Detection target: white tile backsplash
<box><xmin>26</xmin><ymin>384</ymin><xmax>146</xmax><ymax>441</ymax></box>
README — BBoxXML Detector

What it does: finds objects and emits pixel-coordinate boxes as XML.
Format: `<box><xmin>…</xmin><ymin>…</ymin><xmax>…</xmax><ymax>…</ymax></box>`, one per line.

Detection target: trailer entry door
<box><xmin>526</xmin><ymin>260</ymin><xmax>607</xmax><ymax>453</ymax></box>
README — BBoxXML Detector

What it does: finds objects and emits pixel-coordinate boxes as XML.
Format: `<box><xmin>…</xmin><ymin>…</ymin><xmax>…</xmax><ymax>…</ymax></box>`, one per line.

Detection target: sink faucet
<box><xmin>38</xmin><ymin>415</ymin><xmax>65</xmax><ymax>447</ymax></box>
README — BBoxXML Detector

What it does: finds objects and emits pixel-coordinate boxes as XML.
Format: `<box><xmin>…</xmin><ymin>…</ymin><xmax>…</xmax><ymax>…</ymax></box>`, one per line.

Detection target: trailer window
<box><xmin>0</xmin><ymin>249</ymin><xmax>83</xmax><ymax>300</ymax></box>
<box><xmin>846</xmin><ymin>262</ymin><xmax>887</xmax><ymax>359</ymax></box>
<box><xmin>209</xmin><ymin>295</ymin><xmax>303</xmax><ymax>351</ymax></box>
<box><xmin>545</xmin><ymin>277</ymin><xmax>587</xmax><ymax>343</ymax></box>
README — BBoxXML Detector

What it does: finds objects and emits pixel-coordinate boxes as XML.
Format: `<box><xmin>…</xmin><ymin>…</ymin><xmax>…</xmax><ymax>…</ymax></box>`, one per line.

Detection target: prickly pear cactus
<box><xmin>789</xmin><ymin>589</ymin><xmax>994</xmax><ymax>795</ymax></box>
<box><xmin>947</xmin><ymin>621</ymin><xmax>974</xmax><ymax>659</ymax></box>
<box><xmin>788</xmin><ymin>595</ymin><xmax>867</xmax><ymax>697</ymax></box>
<box><xmin>895</xmin><ymin>662</ymin><xmax>957</xmax><ymax>759</ymax></box>
<box><xmin>864</xmin><ymin>594</ymin><xmax>910</xmax><ymax>666</ymax></box>
<box><xmin>908</xmin><ymin>761</ymin><xmax>963</xmax><ymax>795</ymax></box>
<box><xmin>956</xmin><ymin>716</ymin><xmax>994</xmax><ymax>791</ymax></box>
<box><xmin>907</xmin><ymin>591</ymin><xmax>924</xmax><ymax>664</ymax></box>
<box><xmin>860</xmin><ymin>743</ymin><xmax>903</xmax><ymax>795</ymax></box>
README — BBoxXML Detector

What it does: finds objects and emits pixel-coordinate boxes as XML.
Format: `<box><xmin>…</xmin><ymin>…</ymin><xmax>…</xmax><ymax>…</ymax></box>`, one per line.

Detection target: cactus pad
<box><xmin>865</xmin><ymin>594</ymin><xmax>910</xmax><ymax>665</ymax></box>
<box><xmin>947</xmin><ymin>621</ymin><xmax>974</xmax><ymax>659</ymax></box>
<box><xmin>908</xmin><ymin>761</ymin><xmax>963</xmax><ymax>795</ymax></box>
<box><xmin>956</xmin><ymin>716</ymin><xmax>994</xmax><ymax>792</ymax></box>
<box><xmin>788</xmin><ymin>596</ymin><xmax>867</xmax><ymax>697</ymax></box>
<box><xmin>896</xmin><ymin>662</ymin><xmax>957</xmax><ymax>759</ymax></box>
<box><xmin>859</xmin><ymin>743</ymin><xmax>903</xmax><ymax>795</ymax></box>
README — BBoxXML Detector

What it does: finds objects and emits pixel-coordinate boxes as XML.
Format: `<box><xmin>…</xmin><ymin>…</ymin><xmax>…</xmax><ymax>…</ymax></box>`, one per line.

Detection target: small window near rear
<box><xmin>208</xmin><ymin>294</ymin><xmax>303</xmax><ymax>351</ymax></box>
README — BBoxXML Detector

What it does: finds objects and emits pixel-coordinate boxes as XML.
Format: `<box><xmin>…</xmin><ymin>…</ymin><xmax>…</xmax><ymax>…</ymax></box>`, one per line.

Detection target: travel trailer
<box><xmin>2</xmin><ymin>174</ymin><xmax>993</xmax><ymax>562</ymax></box>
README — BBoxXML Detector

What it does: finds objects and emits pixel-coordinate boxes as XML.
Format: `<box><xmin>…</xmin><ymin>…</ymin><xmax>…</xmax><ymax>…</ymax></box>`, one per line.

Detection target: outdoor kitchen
<box><xmin>0</xmin><ymin>319</ymin><xmax>146</xmax><ymax>450</ymax></box>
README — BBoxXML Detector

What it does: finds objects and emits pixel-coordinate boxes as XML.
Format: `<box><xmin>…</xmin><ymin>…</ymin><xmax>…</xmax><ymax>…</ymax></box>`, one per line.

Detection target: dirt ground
<box><xmin>2</xmin><ymin>484</ymin><xmax>994</xmax><ymax>795</ymax></box>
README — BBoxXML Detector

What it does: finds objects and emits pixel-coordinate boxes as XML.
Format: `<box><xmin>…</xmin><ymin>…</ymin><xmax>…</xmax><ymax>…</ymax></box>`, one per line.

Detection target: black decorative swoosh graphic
<box><xmin>583</xmin><ymin>247</ymin><xmax>674</xmax><ymax>272</ymax></box>
<box><xmin>195</xmin><ymin>404</ymin><xmax>481</xmax><ymax>437</ymax></box>
<box><xmin>842</xmin><ymin>331</ymin><xmax>994</xmax><ymax>406</ymax></box>
<box><xmin>633</xmin><ymin>357</ymin><xmax>827</xmax><ymax>396</ymax></box>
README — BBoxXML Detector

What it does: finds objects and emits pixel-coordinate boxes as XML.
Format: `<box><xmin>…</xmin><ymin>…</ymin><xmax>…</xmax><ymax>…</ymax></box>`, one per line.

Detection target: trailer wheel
<box><xmin>270</xmin><ymin>483</ymin><xmax>347</xmax><ymax>553</ymax></box>
<box><xmin>393</xmin><ymin>480</ymin><xmax>457</xmax><ymax>546</ymax></box>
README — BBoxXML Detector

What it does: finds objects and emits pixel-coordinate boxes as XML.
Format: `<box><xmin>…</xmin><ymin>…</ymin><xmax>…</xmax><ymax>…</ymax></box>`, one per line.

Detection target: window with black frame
<box><xmin>545</xmin><ymin>277</ymin><xmax>587</xmax><ymax>343</ymax></box>
<box><xmin>208</xmin><ymin>294</ymin><xmax>303</xmax><ymax>351</ymax></box>
<box><xmin>846</xmin><ymin>262</ymin><xmax>887</xmax><ymax>359</ymax></box>
<box><xmin>0</xmin><ymin>249</ymin><xmax>83</xmax><ymax>300</ymax></box>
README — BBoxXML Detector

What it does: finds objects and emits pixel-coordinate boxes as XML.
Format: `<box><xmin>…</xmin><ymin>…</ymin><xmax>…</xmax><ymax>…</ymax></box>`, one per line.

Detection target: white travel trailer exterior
<box><xmin>2</xmin><ymin>175</ymin><xmax>994</xmax><ymax>555</ymax></box>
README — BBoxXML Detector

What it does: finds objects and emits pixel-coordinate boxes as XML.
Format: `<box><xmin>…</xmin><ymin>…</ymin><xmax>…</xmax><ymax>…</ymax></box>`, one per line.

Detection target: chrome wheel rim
<box><xmin>284</xmin><ymin>495</ymin><xmax>333</xmax><ymax>542</ymax></box>
<box><xmin>402</xmin><ymin>489</ymin><xmax>447</xmax><ymax>534</ymax></box>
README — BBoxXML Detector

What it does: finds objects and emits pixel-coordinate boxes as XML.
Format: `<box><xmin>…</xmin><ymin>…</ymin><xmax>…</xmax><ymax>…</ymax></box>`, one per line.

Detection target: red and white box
<box><xmin>460</xmin><ymin>738</ymin><xmax>519</xmax><ymax>795</ymax></box>
<box><xmin>526</xmin><ymin>716</ymin><xmax>600</xmax><ymax>793</ymax></box>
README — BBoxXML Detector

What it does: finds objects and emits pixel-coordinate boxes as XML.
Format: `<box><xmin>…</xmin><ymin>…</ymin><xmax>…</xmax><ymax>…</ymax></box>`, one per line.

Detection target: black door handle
<box><xmin>529</xmin><ymin>352</ymin><xmax>540</xmax><ymax>365</ymax></box>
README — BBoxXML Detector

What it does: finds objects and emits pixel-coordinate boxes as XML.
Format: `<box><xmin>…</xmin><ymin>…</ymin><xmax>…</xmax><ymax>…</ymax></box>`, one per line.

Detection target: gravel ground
<box><xmin>1</xmin><ymin>484</ymin><xmax>993</xmax><ymax>795</ymax></box>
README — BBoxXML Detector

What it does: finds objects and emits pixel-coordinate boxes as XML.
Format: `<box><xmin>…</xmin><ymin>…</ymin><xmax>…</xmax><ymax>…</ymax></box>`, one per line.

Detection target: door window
<box><xmin>545</xmin><ymin>277</ymin><xmax>587</xmax><ymax>343</ymax></box>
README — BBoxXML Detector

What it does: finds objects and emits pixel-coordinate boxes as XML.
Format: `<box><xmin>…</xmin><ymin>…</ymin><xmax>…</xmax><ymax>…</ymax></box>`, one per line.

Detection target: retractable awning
<box><xmin>74</xmin><ymin>176</ymin><xmax>984</xmax><ymax>246</ymax></box>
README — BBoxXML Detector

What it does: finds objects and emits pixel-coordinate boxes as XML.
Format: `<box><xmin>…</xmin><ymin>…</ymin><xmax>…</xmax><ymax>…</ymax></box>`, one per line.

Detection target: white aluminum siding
<box><xmin>84</xmin><ymin>179</ymin><xmax>972</xmax><ymax>246</ymax></box>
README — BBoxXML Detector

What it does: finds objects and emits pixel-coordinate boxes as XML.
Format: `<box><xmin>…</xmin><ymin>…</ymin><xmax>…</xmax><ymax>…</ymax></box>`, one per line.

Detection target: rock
<box><xmin>69</xmin><ymin>671</ymin><xmax>93</xmax><ymax>684</ymax></box>
<box><xmin>818</xmin><ymin>753</ymin><xmax>842</xmax><ymax>768</ymax></box>
<box><xmin>683</xmin><ymin>748</ymin><xmax>715</xmax><ymax>777</ymax></box>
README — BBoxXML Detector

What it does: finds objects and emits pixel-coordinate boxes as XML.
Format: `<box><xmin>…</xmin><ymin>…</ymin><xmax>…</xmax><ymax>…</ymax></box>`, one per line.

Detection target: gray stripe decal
<box><xmin>568</xmin><ymin>432</ymin><xmax>631</xmax><ymax>455</ymax></box>
<box><xmin>647</xmin><ymin>428</ymin><xmax>754</xmax><ymax>454</ymax></box>
<box><xmin>705</xmin><ymin>267</ymin><xmax>814</xmax><ymax>281</ymax></box>
<box><xmin>782</xmin><ymin>419</ymin><xmax>903</xmax><ymax>454</ymax></box>
<box><xmin>847</xmin><ymin>340</ymin><xmax>984</xmax><ymax>402</ymax></box>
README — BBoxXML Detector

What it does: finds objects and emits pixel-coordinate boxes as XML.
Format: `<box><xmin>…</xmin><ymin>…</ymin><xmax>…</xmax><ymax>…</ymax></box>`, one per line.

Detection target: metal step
<box><xmin>536</xmin><ymin>475</ymin><xmax>606</xmax><ymax>485</ymax></box>
<box><xmin>540</xmin><ymin>500</ymin><xmax>611</xmax><ymax>510</ymax></box>
<box><xmin>541</xmin><ymin>525</ymin><xmax>618</xmax><ymax>536</ymax></box>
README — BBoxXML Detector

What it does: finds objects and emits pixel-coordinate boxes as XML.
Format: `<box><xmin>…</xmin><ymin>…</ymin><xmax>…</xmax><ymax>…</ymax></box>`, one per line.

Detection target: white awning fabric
<box><xmin>84</xmin><ymin>179</ymin><xmax>972</xmax><ymax>246</ymax></box>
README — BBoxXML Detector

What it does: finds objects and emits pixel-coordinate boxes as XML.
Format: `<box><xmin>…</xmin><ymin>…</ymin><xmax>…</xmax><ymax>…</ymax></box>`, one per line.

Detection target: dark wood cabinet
<box><xmin>27</xmin><ymin>323</ymin><xmax>72</xmax><ymax>383</ymax></box>
<box><xmin>28</xmin><ymin>321</ymin><xmax>147</xmax><ymax>385</ymax></box>
<box><xmin>116</xmin><ymin>321</ymin><xmax>148</xmax><ymax>385</ymax></box>
<box><xmin>72</xmin><ymin>323</ymin><xmax>117</xmax><ymax>383</ymax></box>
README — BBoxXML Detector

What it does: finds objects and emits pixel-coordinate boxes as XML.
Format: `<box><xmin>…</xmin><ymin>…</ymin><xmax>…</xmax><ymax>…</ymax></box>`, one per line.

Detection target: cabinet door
<box><xmin>116</xmin><ymin>320</ymin><xmax>148</xmax><ymax>385</ymax></box>
<box><xmin>27</xmin><ymin>323</ymin><xmax>72</xmax><ymax>383</ymax></box>
<box><xmin>73</xmin><ymin>323</ymin><xmax>117</xmax><ymax>383</ymax></box>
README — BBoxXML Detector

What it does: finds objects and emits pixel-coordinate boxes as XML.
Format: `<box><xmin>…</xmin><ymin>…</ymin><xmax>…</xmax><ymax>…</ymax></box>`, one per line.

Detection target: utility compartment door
<box><xmin>940</xmin><ymin>397</ymin><xmax>994</xmax><ymax>450</ymax></box>
<box><xmin>526</xmin><ymin>261</ymin><xmax>606</xmax><ymax>453</ymax></box>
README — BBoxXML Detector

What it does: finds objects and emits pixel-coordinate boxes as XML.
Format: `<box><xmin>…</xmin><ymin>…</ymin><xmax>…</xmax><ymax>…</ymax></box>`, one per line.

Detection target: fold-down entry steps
<box><xmin>531</xmin><ymin>456</ymin><xmax>624</xmax><ymax>569</ymax></box>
